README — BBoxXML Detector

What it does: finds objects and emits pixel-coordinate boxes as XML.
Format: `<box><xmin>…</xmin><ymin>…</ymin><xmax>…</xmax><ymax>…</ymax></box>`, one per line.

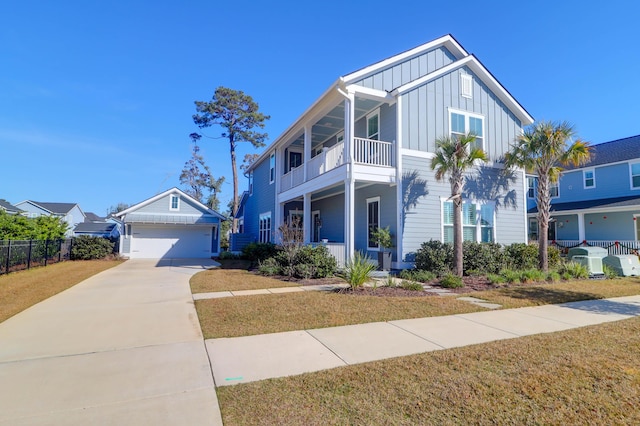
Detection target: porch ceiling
<box><xmin>310</xmin><ymin>181</ymin><xmax>385</xmax><ymax>201</ymax></box>
<box><xmin>289</xmin><ymin>97</ymin><xmax>383</xmax><ymax>149</ymax></box>
<box><xmin>528</xmin><ymin>195</ymin><xmax>640</xmax><ymax>214</ymax></box>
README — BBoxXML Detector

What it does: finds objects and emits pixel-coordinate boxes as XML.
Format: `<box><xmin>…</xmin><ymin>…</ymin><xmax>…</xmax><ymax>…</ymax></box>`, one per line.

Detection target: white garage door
<box><xmin>130</xmin><ymin>225</ymin><xmax>211</xmax><ymax>259</ymax></box>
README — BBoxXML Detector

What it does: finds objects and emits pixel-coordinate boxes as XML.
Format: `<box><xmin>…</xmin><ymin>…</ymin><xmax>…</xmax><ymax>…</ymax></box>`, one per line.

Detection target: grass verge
<box><xmin>0</xmin><ymin>260</ymin><xmax>124</xmax><ymax>323</ymax></box>
<box><xmin>196</xmin><ymin>277</ymin><xmax>640</xmax><ymax>338</ymax></box>
<box><xmin>190</xmin><ymin>268</ymin><xmax>299</xmax><ymax>293</ymax></box>
<box><xmin>196</xmin><ymin>292</ymin><xmax>481</xmax><ymax>338</ymax></box>
<box><xmin>217</xmin><ymin>316</ymin><xmax>640</xmax><ymax>425</ymax></box>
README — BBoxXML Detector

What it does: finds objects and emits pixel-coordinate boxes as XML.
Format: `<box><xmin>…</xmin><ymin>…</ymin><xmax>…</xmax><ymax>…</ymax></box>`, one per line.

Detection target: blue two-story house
<box><xmin>527</xmin><ymin>135</ymin><xmax>640</xmax><ymax>247</ymax></box>
<box><xmin>233</xmin><ymin>34</ymin><xmax>534</xmax><ymax>268</ymax></box>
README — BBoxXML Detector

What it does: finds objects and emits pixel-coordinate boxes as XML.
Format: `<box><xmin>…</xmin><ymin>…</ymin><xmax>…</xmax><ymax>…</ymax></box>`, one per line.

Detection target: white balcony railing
<box><xmin>354</xmin><ymin>137</ymin><xmax>394</xmax><ymax>167</ymax></box>
<box><xmin>279</xmin><ymin>137</ymin><xmax>393</xmax><ymax>192</ymax></box>
<box><xmin>550</xmin><ymin>240</ymin><xmax>640</xmax><ymax>255</ymax></box>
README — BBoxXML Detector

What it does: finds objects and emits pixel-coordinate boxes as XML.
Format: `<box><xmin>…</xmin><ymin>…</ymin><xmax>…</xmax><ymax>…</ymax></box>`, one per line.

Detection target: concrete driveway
<box><xmin>0</xmin><ymin>259</ymin><xmax>222</xmax><ymax>425</ymax></box>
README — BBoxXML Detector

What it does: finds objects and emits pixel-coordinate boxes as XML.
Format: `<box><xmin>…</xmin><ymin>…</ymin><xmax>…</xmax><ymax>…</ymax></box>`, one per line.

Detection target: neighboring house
<box><xmin>232</xmin><ymin>34</ymin><xmax>534</xmax><ymax>268</ymax></box>
<box><xmin>527</xmin><ymin>135</ymin><xmax>640</xmax><ymax>243</ymax></box>
<box><xmin>73</xmin><ymin>222</ymin><xmax>120</xmax><ymax>239</ymax></box>
<box><xmin>116</xmin><ymin>187</ymin><xmax>226</xmax><ymax>259</ymax></box>
<box><xmin>84</xmin><ymin>212</ymin><xmax>105</xmax><ymax>222</ymax></box>
<box><xmin>14</xmin><ymin>200</ymin><xmax>86</xmax><ymax>237</ymax></box>
<box><xmin>0</xmin><ymin>199</ymin><xmax>24</xmax><ymax>215</ymax></box>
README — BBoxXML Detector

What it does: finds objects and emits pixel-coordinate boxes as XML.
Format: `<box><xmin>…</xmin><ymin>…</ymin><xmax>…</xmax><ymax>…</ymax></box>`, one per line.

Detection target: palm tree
<box><xmin>431</xmin><ymin>133</ymin><xmax>488</xmax><ymax>276</ymax></box>
<box><xmin>505</xmin><ymin>121</ymin><xmax>590</xmax><ymax>271</ymax></box>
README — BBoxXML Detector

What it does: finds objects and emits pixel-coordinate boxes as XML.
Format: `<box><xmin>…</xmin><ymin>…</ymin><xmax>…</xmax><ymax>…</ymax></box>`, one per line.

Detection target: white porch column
<box><xmin>303</xmin><ymin>193</ymin><xmax>311</xmax><ymax>244</ymax></box>
<box><xmin>395</xmin><ymin>94</ymin><xmax>403</xmax><ymax>267</ymax></box>
<box><xmin>344</xmin><ymin>93</ymin><xmax>356</xmax><ymax>261</ymax></box>
<box><xmin>577</xmin><ymin>213</ymin><xmax>586</xmax><ymax>242</ymax></box>
<box><xmin>303</xmin><ymin>124</ymin><xmax>312</xmax><ymax>182</ymax></box>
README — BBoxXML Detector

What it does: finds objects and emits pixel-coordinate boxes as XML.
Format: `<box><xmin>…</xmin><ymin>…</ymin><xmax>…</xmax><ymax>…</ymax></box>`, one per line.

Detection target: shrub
<box><xmin>401</xmin><ymin>280</ymin><xmax>424</xmax><ymax>291</ymax></box>
<box><xmin>415</xmin><ymin>240</ymin><xmax>453</xmax><ymax>274</ymax></box>
<box><xmin>218</xmin><ymin>251</ymin><xmax>239</xmax><ymax>260</ymax></box>
<box><xmin>70</xmin><ymin>236</ymin><xmax>114</xmax><ymax>260</ymax></box>
<box><xmin>520</xmin><ymin>268</ymin><xmax>546</xmax><ymax>283</ymax></box>
<box><xmin>342</xmin><ymin>251</ymin><xmax>376</xmax><ymax>289</ymax></box>
<box><xmin>487</xmin><ymin>273</ymin><xmax>505</xmax><ymax>285</ymax></box>
<box><xmin>258</xmin><ymin>257</ymin><xmax>281</xmax><ymax>275</ymax></box>
<box><xmin>499</xmin><ymin>268</ymin><xmax>521</xmax><ymax>284</ymax></box>
<box><xmin>546</xmin><ymin>271</ymin><xmax>561</xmax><ymax>282</ymax></box>
<box><xmin>399</xmin><ymin>269</ymin><xmax>436</xmax><ymax>283</ymax></box>
<box><xmin>462</xmin><ymin>242</ymin><xmax>504</xmax><ymax>275</ymax></box>
<box><xmin>241</xmin><ymin>242</ymin><xmax>278</xmax><ymax>263</ymax></box>
<box><xmin>440</xmin><ymin>273</ymin><xmax>463</xmax><ymax>288</ymax></box>
<box><xmin>503</xmin><ymin>243</ymin><xmax>539</xmax><ymax>270</ymax></box>
<box><xmin>558</xmin><ymin>261</ymin><xmax>589</xmax><ymax>279</ymax></box>
<box><xmin>292</xmin><ymin>245</ymin><xmax>337</xmax><ymax>279</ymax></box>
<box><xmin>602</xmin><ymin>264</ymin><xmax>618</xmax><ymax>279</ymax></box>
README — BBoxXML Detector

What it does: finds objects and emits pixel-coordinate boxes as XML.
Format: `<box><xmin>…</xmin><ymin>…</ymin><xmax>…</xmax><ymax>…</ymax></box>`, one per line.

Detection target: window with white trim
<box><xmin>528</xmin><ymin>218</ymin><xmax>538</xmax><ymax>241</ymax></box>
<box><xmin>170</xmin><ymin>194</ymin><xmax>180</xmax><ymax>211</ymax></box>
<box><xmin>259</xmin><ymin>212</ymin><xmax>271</xmax><ymax>243</ymax></box>
<box><xmin>269</xmin><ymin>153</ymin><xmax>275</xmax><ymax>184</ymax></box>
<box><xmin>248</xmin><ymin>172</ymin><xmax>253</xmax><ymax>196</ymax></box>
<box><xmin>336</xmin><ymin>131</ymin><xmax>344</xmax><ymax>144</ymax></box>
<box><xmin>550</xmin><ymin>182</ymin><xmax>559</xmax><ymax>198</ymax></box>
<box><xmin>367</xmin><ymin>197</ymin><xmax>380</xmax><ymax>249</ymax></box>
<box><xmin>583</xmin><ymin>169</ymin><xmax>595</xmax><ymax>189</ymax></box>
<box><xmin>631</xmin><ymin>162</ymin><xmax>640</xmax><ymax>189</ymax></box>
<box><xmin>238</xmin><ymin>217</ymin><xmax>244</xmax><ymax>234</ymax></box>
<box><xmin>527</xmin><ymin>177</ymin><xmax>536</xmax><ymax>198</ymax></box>
<box><xmin>442</xmin><ymin>200</ymin><xmax>494</xmax><ymax>243</ymax></box>
<box><xmin>366</xmin><ymin>109</ymin><xmax>379</xmax><ymax>141</ymax></box>
<box><xmin>461</xmin><ymin>74</ymin><xmax>473</xmax><ymax>98</ymax></box>
<box><xmin>449</xmin><ymin>109</ymin><xmax>484</xmax><ymax>151</ymax></box>
<box><xmin>288</xmin><ymin>209</ymin><xmax>303</xmax><ymax>228</ymax></box>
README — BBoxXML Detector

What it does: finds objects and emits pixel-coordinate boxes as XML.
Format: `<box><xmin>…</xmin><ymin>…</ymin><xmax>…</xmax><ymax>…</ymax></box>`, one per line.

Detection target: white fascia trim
<box><xmin>393</xmin><ymin>56</ymin><xmax>534</xmax><ymax>126</ymax></box>
<box><xmin>116</xmin><ymin>187</ymin><xmax>226</xmax><ymax>220</ymax></box>
<box><xmin>346</xmin><ymin>84</ymin><xmax>395</xmax><ymax>104</ymax></box>
<box><xmin>342</xmin><ymin>35</ymin><xmax>467</xmax><ymax>84</ymax></box>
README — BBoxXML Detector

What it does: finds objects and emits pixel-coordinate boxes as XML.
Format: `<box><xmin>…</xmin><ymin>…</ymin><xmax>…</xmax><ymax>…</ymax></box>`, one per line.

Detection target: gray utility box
<box><xmin>568</xmin><ymin>247</ymin><xmax>607</xmax><ymax>277</ymax></box>
<box><xmin>603</xmin><ymin>255</ymin><xmax>640</xmax><ymax>277</ymax></box>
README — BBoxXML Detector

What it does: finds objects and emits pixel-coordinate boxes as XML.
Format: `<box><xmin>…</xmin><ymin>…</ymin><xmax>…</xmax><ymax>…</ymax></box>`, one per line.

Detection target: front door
<box><xmin>312</xmin><ymin>210</ymin><xmax>321</xmax><ymax>242</ymax></box>
<box><xmin>211</xmin><ymin>224</ymin><xmax>219</xmax><ymax>254</ymax></box>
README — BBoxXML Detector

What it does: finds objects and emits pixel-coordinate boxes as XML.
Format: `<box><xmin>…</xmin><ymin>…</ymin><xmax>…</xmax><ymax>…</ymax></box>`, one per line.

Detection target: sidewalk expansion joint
<box><xmin>304</xmin><ymin>330</ymin><xmax>349</xmax><ymax>366</ymax></box>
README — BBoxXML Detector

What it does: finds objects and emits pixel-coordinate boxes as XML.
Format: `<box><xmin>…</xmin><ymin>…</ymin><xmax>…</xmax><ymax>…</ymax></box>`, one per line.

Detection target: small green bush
<box><xmin>293</xmin><ymin>245</ymin><xmax>337</xmax><ymax>279</ymax></box>
<box><xmin>546</xmin><ymin>271</ymin><xmax>561</xmax><ymax>282</ymax></box>
<box><xmin>561</xmin><ymin>271</ymin><xmax>573</xmax><ymax>280</ymax></box>
<box><xmin>70</xmin><ymin>236</ymin><xmax>114</xmax><ymax>260</ymax></box>
<box><xmin>342</xmin><ymin>251</ymin><xmax>376</xmax><ymax>289</ymax></box>
<box><xmin>603</xmin><ymin>264</ymin><xmax>618</xmax><ymax>279</ymax></box>
<box><xmin>499</xmin><ymin>269</ymin><xmax>521</xmax><ymax>283</ymax></box>
<box><xmin>401</xmin><ymin>280</ymin><xmax>424</xmax><ymax>291</ymax></box>
<box><xmin>558</xmin><ymin>261</ymin><xmax>589</xmax><ymax>279</ymax></box>
<box><xmin>242</xmin><ymin>242</ymin><xmax>278</xmax><ymax>263</ymax></box>
<box><xmin>218</xmin><ymin>251</ymin><xmax>239</xmax><ymax>260</ymax></box>
<box><xmin>399</xmin><ymin>269</ymin><xmax>436</xmax><ymax>282</ymax></box>
<box><xmin>462</xmin><ymin>242</ymin><xmax>504</xmax><ymax>275</ymax></box>
<box><xmin>415</xmin><ymin>240</ymin><xmax>453</xmax><ymax>274</ymax></box>
<box><xmin>503</xmin><ymin>243</ymin><xmax>539</xmax><ymax>270</ymax></box>
<box><xmin>440</xmin><ymin>273</ymin><xmax>463</xmax><ymax>288</ymax></box>
<box><xmin>487</xmin><ymin>273</ymin><xmax>505</xmax><ymax>284</ymax></box>
<box><xmin>258</xmin><ymin>257</ymin><xmax>281</xmax><ymax>275</ymax></box>
<box><xmin>520</xmin><ymin>268</ymin><xmax>546</xmax><ymax>283</ymax></box>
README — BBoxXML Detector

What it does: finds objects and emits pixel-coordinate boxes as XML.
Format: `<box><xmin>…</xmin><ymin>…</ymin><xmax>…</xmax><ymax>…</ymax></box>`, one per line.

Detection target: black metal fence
<box><xmin>0</xmin><ymin>239</ymin><xmax>73</xmax><ymax>275</ymax></box>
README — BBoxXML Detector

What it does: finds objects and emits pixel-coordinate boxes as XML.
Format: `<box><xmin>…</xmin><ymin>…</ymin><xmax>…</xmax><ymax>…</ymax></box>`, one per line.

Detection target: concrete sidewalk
<box><xmin>208</xmin><ymin>295</ymin><xmax>640</xmax><ymax>386</ymax></box>
<box><xmin>0</xmin><ymin>259</ymin><xmax>223</xmax><ymax>426</ymax></box>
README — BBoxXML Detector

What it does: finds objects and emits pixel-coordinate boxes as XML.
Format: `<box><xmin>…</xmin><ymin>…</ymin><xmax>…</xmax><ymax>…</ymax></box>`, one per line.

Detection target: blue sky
<box><xmin>1</xmin><ymin>0</ymin><xmax>638</xmax><ymax>216</ymax></box>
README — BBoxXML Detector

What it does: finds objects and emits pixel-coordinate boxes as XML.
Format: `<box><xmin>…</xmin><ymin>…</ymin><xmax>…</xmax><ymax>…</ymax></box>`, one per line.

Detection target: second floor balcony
<box><xmin>279</xmin><ymin>137</ymin><xmax>395</xmax><ymax>193</ymax></box>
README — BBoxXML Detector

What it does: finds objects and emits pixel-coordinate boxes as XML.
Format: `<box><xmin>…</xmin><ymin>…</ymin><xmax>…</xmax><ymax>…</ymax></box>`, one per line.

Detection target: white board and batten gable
<box><xmin>116</xmin><ymin>188</ymin><xmax>226</xmax><ymax>259</ymax></box>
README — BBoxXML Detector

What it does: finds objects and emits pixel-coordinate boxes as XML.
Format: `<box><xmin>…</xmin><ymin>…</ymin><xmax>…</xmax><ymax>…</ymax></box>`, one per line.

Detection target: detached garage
<box><xmin>116</xmin><ymin>188</ymin><xmax>226</xmax><ymax>259</ymax></box>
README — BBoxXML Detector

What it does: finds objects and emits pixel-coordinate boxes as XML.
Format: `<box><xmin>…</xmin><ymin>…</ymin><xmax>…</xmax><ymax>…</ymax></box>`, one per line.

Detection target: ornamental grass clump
<box><xmin>342</xmin><ymin>251</ymin><xmax>376</xmax><ymax>289</ymax></box>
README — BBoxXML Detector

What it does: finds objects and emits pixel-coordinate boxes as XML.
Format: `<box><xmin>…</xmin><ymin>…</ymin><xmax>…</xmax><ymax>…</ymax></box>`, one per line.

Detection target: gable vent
<box><xmin>461</xmin><ymin>74</ymin><xmax>473</xmax><ymax>98</ymax></box>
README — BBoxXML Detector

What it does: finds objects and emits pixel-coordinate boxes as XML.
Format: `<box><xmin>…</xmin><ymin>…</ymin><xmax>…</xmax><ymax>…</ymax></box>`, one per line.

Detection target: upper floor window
<box><xmin>550</xmin><ymin>182</ymin><xmax>559</xmax><ymax>198</ymax></box>
<box><xmin>248</xmin><ymin>172</ymin><xmax>253</xmax><ymax>196</ymax></box>
<box><xmin>367</xmin><ymin>197</ymin><xmax>380</xmax><ymax>249</ymax></box>
<box><xmin>269</xmin><ymin>153</ymin><xmax>275</xmax><ymax>184</ymax></box>
<box><xmin>366</xmin><ymin>109</ymin><xmax>379</xmax><ymax>141</ymax></box>
<box><xmin>170</xmin><ymin>194</ymin><xmax>180</xmax><ymax>211</ymax></box>
<box><xmin>631</xmin><ymin>162</ymin><xmax>640</xmax><ymax>189</ymax></box>
<box><xmin>583</xmin><ymin>169</ymin><xmax>595</xmax><ymax>189</ymax></box>
<box><xmin>442</xmin><ymin>200</ymin><xmax>494</xmax><ymax>243</ymax></box>
<box><xmin>449</xmin><ymin>109</ymin><xmax>484</xmax><ymax>151</ymax></box>
<box><xmin>527</xmin><ymin>177</ymin><xmax>536</xmax><ymax>198</ymax></box>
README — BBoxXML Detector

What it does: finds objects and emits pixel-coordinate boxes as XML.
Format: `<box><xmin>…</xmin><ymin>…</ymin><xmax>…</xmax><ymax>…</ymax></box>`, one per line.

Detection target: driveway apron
<box><xmin>0</xmin><ymin>259</ymin><xmax>222</xmax><ymax>426</ymax></box>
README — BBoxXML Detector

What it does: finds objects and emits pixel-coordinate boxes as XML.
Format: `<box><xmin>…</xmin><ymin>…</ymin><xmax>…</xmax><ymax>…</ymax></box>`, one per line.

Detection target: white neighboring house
<box><xmin>116</xmin><ymin>187</ymin><xmax>226</xmax><ymax>259</ymax></box>
<box><xmin>14</xmin><ymin>201</ymin><xmax>86</xmax><ymax>237</ymax></box>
